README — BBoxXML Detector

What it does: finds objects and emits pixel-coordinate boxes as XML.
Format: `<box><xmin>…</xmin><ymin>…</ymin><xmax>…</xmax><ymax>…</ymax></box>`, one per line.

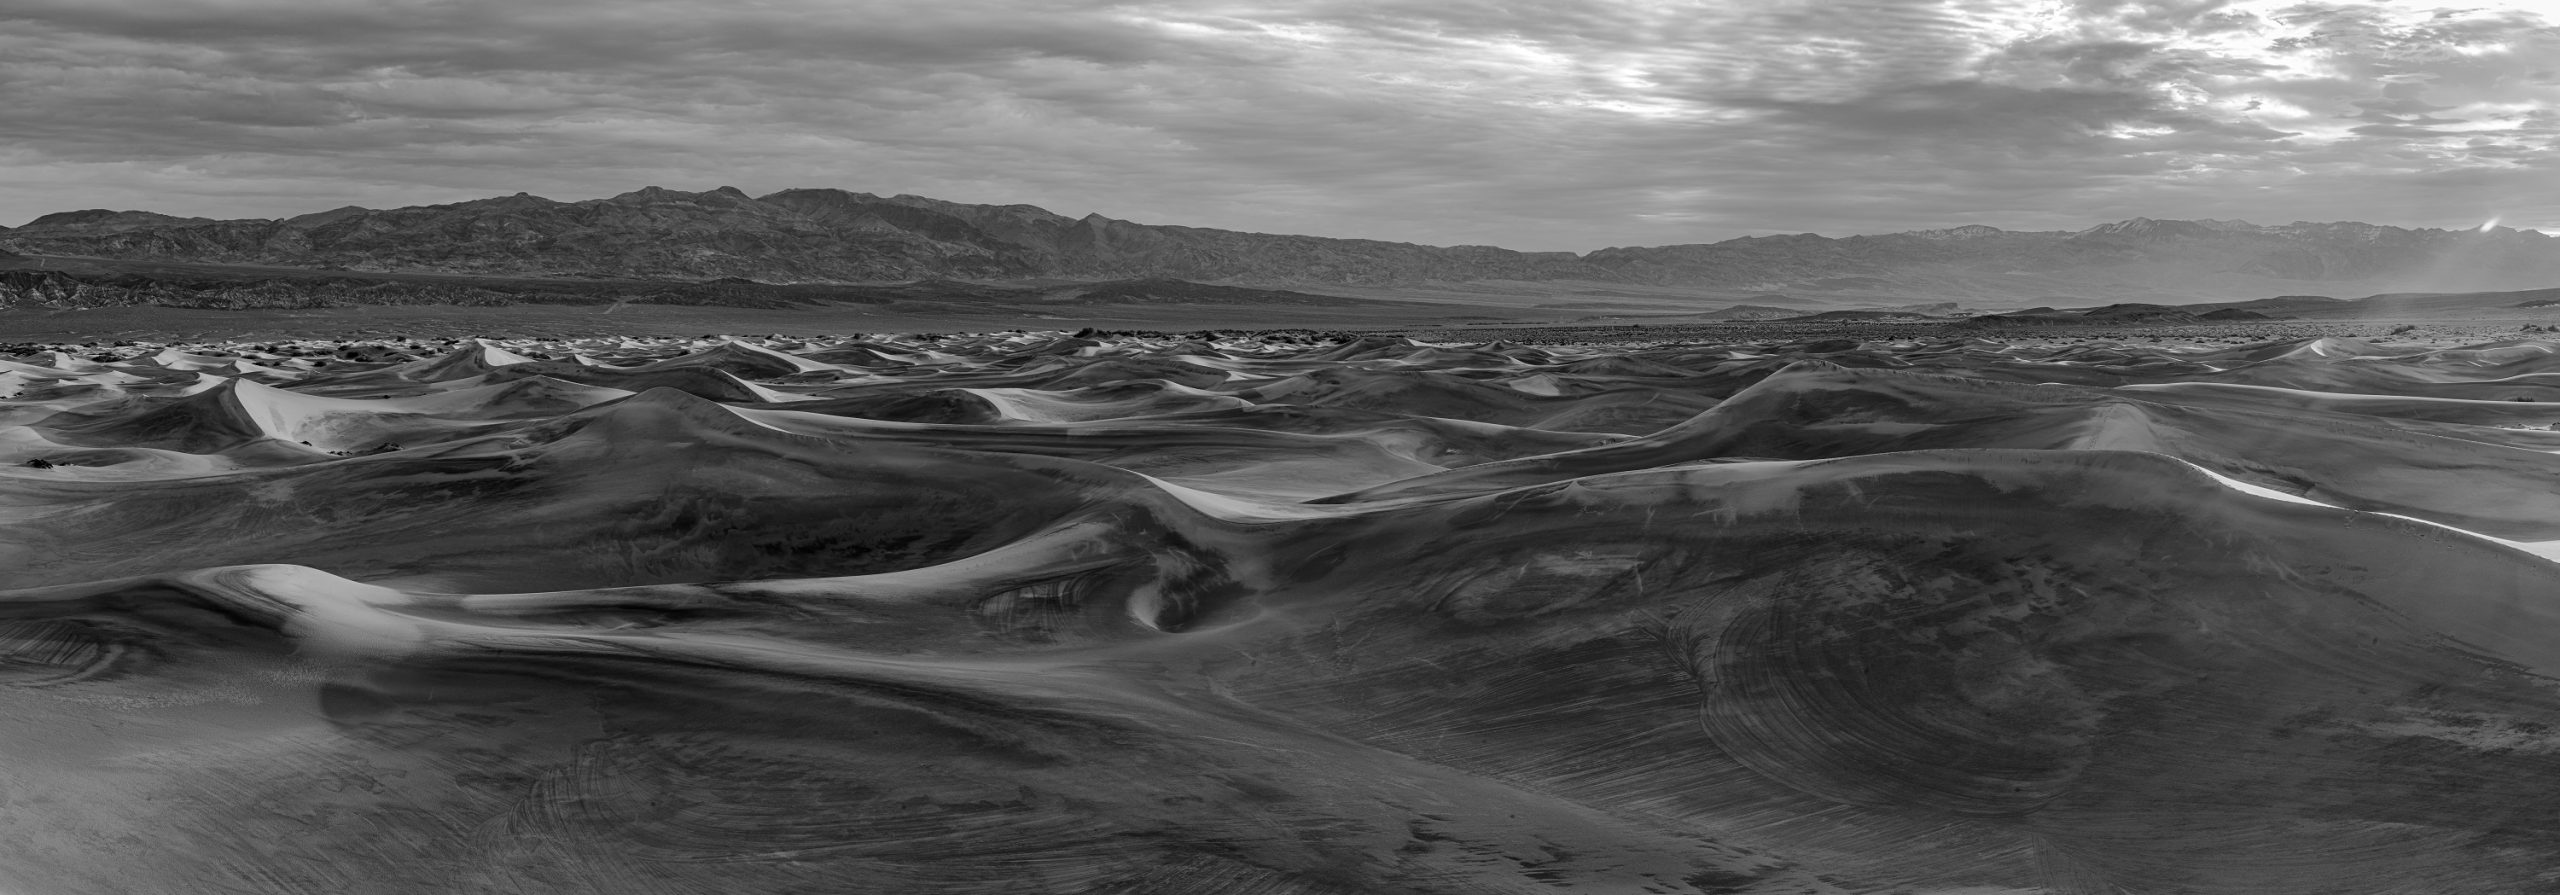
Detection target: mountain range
<box><xmin>5</xmin><ymin>186</ymin><xmax>2557</xmax><ymax>303</ymax></box>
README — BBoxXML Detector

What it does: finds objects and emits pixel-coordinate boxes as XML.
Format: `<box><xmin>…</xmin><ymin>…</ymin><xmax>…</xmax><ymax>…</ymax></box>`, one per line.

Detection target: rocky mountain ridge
<box><xmin>6</xmin><ymin>187</ymin><xmax>2556</xmax><ymax>300</ymax></box>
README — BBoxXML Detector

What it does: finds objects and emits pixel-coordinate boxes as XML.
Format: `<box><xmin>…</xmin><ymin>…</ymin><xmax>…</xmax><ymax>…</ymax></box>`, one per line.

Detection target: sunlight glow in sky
<box><xmin>1</xmin><ymin>0</ymin><xmax>2554</xmax><ymax>248</ymax></box>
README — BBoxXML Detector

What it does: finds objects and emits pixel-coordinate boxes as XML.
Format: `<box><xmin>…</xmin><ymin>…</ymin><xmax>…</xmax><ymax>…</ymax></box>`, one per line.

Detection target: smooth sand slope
<box><xmin>5</xmin><ymin>331</ymin><xmax>2560</xmax><ymax>893</ymax></box>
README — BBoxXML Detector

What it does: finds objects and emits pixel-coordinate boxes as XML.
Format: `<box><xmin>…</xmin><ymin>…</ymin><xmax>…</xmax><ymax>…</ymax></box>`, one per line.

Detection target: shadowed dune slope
<box><xmin>7</xmin><ymin>332</ymin><xmax>2560</xmax><ymax>893</ymax></box>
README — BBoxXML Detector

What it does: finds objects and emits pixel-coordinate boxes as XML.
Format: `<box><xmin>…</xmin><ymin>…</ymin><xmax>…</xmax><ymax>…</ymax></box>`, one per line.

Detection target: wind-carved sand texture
<box><xmin>8</xmin><ymin>330</ymin><xmax>2560</xmax><ymax>893</ymax></box>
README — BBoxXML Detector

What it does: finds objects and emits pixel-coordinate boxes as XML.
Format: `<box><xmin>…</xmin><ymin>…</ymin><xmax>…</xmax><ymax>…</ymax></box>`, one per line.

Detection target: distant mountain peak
<box><xmin>19</xmin><ymin>209</ymin><xmax>207</xmax><ymax>230</ymax></box>
<box><xmin>604</xmin><ymin>185</ymin><xmax>710</xmax><ymax>204</ymax></box>
<box><xmin>284</xmin><ymin>205</ymin><xmax>372</xmax><ymax>228</ymax></box>
<box><xmin>2073</xmin><ymin>217</ymin><xmax>2234</xmax><ymax>241</ymax></box>
<box><xmin>1912</xmin><ymin>224</ymin><xmax>2005</xmax><ymax>240</ymax></box>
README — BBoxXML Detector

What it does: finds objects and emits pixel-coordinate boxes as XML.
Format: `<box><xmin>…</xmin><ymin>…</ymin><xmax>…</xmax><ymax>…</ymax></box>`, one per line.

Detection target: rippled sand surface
<box><xmin>8</xmin><ymin>331</ymin><xmax>2560</xmax><ymax>894</ymax></box>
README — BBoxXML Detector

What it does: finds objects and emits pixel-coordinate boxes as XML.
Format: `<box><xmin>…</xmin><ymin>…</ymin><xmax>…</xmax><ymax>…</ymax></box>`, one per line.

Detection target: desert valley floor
<box><xmin>6</xmin><ymin>327</ymin><xmax>2560</xmax><ymax>893</ymax></box>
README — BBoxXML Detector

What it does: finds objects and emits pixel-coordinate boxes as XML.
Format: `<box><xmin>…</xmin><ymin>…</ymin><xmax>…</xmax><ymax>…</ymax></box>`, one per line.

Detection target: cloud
<box><xmin>0</xmin><ymin>0</ymin><xmax>2553</xmax><ymax>247</ymax></box>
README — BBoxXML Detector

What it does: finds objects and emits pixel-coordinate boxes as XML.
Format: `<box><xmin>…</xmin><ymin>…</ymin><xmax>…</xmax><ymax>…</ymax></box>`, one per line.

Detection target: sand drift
<box><xmin>7</xmin><ymin>330</ymin><xmax>2560</xmax><ymax>893</ymax></box>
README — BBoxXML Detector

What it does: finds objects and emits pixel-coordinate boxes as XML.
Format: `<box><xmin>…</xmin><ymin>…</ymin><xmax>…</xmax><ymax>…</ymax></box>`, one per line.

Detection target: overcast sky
<box><xmin>2</xmin><ymin>0</ymin><xmax>2554</xmax><ymax>250</ymax></box>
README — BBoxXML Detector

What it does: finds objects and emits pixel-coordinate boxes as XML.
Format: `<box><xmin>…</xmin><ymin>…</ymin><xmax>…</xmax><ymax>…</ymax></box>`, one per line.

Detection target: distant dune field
<box><xmin>7</xmin><ymin>330</ymin><xmax>2560</xmax><ymax>893</ymax></box>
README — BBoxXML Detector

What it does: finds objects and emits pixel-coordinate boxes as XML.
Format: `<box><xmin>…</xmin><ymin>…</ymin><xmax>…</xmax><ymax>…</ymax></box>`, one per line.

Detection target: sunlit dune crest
<box><xmin>8</xmin><ymin>330</ymin><xmax>2560</xmax><ymax>892</ymax></box>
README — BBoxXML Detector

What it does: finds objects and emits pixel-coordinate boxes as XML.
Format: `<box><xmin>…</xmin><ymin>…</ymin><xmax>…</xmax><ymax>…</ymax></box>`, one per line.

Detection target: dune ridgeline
<box><xmin>6</xmin><ymin>330</ymin><xmax>2560</xmax><ymax>893</ymax></box>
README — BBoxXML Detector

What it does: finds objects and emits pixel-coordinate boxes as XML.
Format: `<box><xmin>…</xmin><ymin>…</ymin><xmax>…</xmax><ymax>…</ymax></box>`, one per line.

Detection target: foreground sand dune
<box><xmin>6</xmin><ymin>331</ymin><xmax>2560</xmax><ymax>893</ymax></box>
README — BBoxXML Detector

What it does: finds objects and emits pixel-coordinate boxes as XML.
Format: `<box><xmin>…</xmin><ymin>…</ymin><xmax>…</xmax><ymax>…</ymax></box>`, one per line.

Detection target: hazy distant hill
<box><xmin>5</xmin><ymin>187</ymin><xmax>2556</xmax><ymax>301</ymax></box>
<box><xmin>1577</xmin><ymin>218</ymin><xmax>2560</xmax><ymax>300</ymax></box>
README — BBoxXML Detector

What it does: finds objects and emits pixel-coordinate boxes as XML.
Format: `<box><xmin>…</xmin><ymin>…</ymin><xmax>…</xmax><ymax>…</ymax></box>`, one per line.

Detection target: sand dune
<box><xmin>6</xmin><ymin>331</ymin><xmax>2560</xmax><ymax>893</ymax></box>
